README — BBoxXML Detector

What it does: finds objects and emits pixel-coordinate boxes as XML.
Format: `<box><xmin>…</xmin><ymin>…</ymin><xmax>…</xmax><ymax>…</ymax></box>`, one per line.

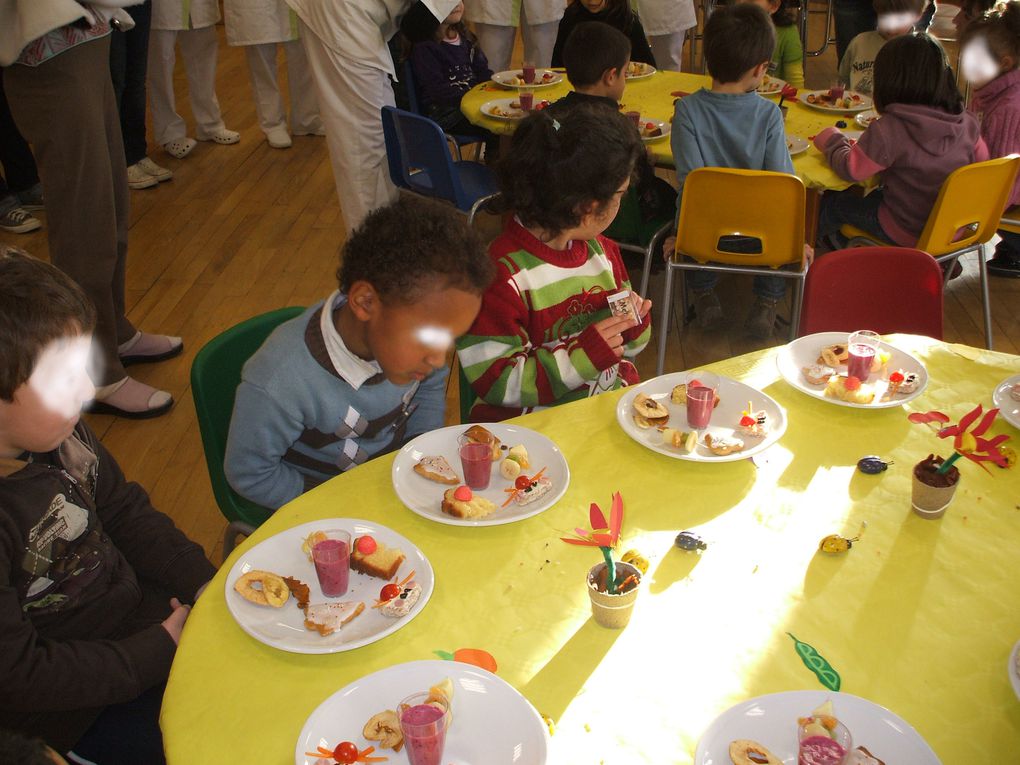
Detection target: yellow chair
<box><xmin>1001</xmin><ymin>205</ymin><xmax>1020</xmax><ymax>236</ymax></box>
<box><xmin>841</xmin><ymin>155</ymin><xmax>1020</xmax><ymax>350</ymax></box>
<box><xmin>656</xmin><ymin>168</ymin><xmax>808</xmax><ymax>376</ymax></box>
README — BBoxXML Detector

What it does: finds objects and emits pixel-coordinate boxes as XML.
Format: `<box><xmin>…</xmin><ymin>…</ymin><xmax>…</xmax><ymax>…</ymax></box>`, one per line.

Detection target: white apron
<box><xmin>224</xmin><ymin>0</ymin><xmax>299</xmax><ymax>45</ymax></box>
<box><xmin>463</xmin><ymin>0</ymin><xmax>565</xmax><ymax>28</ymax></box>
<box><xmin>635</xmin><ymin>0</ymin><xmax>696</xmax><ymax>35</ymax></box>
<box><xmin>150</xmin><ymin>0</ymin><xmax>221</xmax><ymax>30</ymax></box>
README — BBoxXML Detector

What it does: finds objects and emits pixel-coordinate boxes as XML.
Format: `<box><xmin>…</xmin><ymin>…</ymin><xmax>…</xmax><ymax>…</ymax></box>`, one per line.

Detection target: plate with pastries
<box><xmin>392</xmin><ymin>423</ymin><xmax>570</xmax><ymax>526</ymax></box>
<box><xmin>224</xmin><ymin>519</ymin><xmax>433</xmax><ymax>654</ymax></box>
<box><xmin>776</xmin><ymin>331</ymin><xmax>929</xmax><ymax>409</ymax></box>
<box><xmin>491</xmin><ymin>68</ymin><xmax>563</xmax><ymax>89</ymax></box>
<box><xmin>615</xmin><ymin>371</ymin><xmax>787</xmax><ymax>462</ymax></box>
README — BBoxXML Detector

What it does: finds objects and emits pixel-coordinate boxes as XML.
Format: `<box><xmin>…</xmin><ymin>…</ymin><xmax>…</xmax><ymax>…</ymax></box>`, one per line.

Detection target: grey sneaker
<box><xmin>692</xmin><ymin>289</ymin><xmax>724</xmax><ymax>330</ymax></box>
<box><xmin>0</xmin><ymin>205</ymin><xmax>42</xmax><ymax>234</ymax></box>
<box><xmin>137</xmin><ymin>156</ymin><xmax>173</xmax><ymax>182</ymax></box>
<box><xmin>745</xmin><ymin>297</ymin><xmax>779</xmax><ymax>339</ymax></box>
<box><xmin>126</xmin><ymin>162</ymin><xmax>158</xmax><ymax>190</ymax></box>
<box><xmin>16</xmin><ymin>184</ymin><xmax>44</xmax><ymax>211</ymax></box>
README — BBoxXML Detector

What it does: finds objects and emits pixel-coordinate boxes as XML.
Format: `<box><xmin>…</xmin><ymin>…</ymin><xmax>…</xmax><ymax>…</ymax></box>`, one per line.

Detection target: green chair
<box><xmin>191</xmin><ymin>307</ymin><xmax>304</xmax><ymax>560</ymax></box>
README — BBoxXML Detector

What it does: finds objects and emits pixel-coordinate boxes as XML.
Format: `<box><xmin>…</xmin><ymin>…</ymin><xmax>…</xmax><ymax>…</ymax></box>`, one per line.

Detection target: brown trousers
<box><xmin>5</xmin><ymin>34</ymin><xmax>135</xmax><ymax>386</ymax></box>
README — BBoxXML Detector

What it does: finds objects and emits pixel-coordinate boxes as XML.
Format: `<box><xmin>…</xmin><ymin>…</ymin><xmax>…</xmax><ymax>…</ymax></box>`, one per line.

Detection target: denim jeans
<box><xmin>109</xmin><ymin>0</ymin><xmax>152</xmax><ymax>166</ymax></box>
<box><xmin>68</xmin><ymin>683</ymin><xmax>166</xmax><ymax>765</ymax></box>
<box><xmin>687</xmin><ymin>268</ymin><xmax>788</xmax><ymax>300</ymax></box>
<box><xmin>818</xmin><ymin>188</ymin><xmax>893</xmax><ymax>249</ymax></box>
<box><xmin>834</xmin><ymin>0</ymin><xmax>877</xmax><ymax>63</ymax></box>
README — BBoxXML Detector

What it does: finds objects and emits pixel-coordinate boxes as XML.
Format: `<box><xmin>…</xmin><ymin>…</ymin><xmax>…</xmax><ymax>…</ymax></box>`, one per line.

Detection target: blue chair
<box><xmin>403</xmin><ymin>59</ymin><xmax>482</xmax><ymax>161</ymax></box>
<box><xmin>381</xmin><ymin>105</ymin><xmax>498</xmax><ymax>226</ymax></box>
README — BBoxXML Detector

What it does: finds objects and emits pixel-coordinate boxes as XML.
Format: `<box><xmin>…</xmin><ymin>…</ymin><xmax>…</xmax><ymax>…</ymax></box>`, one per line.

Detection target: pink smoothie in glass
<box><xmin>311</xmin><ymin>539</ymin><xmax>349</xmax><ymax>597</ymax></box>
<box><xmin>686</xmin><ymin>386</ymin><xmax>715</xmax><ymax>429</ymax></box>
<box><xmin>519</xmin><ymin>91</ymin><xmax>534</xmax><ymax>111</ymax></box>
<box><xmin>401</xmin><ymin>704</ymin><xmax>447</xmax><ymax>765</ymax></box>
<box><xmin>798</xmin><ymin>735</ymin><xmax>847</xmax><ymax>765</ymax></box>
<box><xmin>522</xmin><ymin>64</ymin><xmax>536</xmax><ymax>83</ymax></box>
<box><xmin>829</xmin><ymin>84</ymin><xmax>846</xmax><ymax>100</ymax></box>
<box><xmin>846</xmin><ymin>342</ymin><xmax>875</xmax><ymax>381</ymax></box>
<box><xmin>459</xmin><ymin>442</ymin><xmax>492</xmax><ymax>490</ymax></box>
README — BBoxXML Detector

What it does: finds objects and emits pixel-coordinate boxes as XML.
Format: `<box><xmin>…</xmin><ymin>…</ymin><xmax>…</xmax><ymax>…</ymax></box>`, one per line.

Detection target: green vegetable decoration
<box><xmin>561</xmin><ymin>492</ymin><xmax>625</xmax><ymax>593</ymax></box>
<box><xmin>787</xmin><ymin>632</ymin><xmax>841</xmax><ymax>692</ymax></box>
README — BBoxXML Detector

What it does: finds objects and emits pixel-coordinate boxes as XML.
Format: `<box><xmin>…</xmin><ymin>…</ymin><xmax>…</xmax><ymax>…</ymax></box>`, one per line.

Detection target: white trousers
<box><xmin>148</xmin><ymin>26</ymin><xmax>226</xmax><ymax>144</ymax></box>
<box><xmin>244</xmin><ymin>41</ymin><xmax>323</xmax><ymax>136</ymax></box>
<box><xmin>649</xmin><ymin>30</ymin><xmax>688</xmax><ymax>72</ymax></box>
<box><xmin>298</xmin><ymin>20</ymin><xmax>398</xmax><ymax>233</ymax></box>
<box><xmin>473</xmin><ymin>14</ymin><xmax>559</xmax><ymax>71</ymax></box>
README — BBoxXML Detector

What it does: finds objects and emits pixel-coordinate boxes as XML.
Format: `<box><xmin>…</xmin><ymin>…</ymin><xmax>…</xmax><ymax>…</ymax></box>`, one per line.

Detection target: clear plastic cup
<box><xmin>685</xmin><ymin>371</ymin><xmax>718</xmax><ymax>430</ymax></box>
<box><xmin>398</xmin><ymin>692</ymin><xmax>451</xmax><ymax>765</ymax></box>
<box><xmin>847</xmin><ymin>329</ymin><xmax>880</xmax><ymax>382</ymax></box>
<box><xmin>310</xmin><ymin>529</ymin><xmax>351</xmax><ymax>597</ymax></box>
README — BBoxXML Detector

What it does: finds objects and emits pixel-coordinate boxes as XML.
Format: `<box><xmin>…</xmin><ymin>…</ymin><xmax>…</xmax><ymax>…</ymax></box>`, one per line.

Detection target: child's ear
<box><xmin>346</xmin><ymin>281</ymin><xmax>379</xmax><ymax>321</ymax></box>
<box><xmin>754</xmin><ymin>61</ymin><xmax>770</xmax><ymax>78</ymax></box>
<box><xmin>1002</xmin><ymin>54</ymin><xmax>1016</xmax><ymax>72</ymax></box>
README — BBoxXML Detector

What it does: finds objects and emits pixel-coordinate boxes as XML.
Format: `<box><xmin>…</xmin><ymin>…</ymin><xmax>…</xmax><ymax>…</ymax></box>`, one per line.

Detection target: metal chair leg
<box><xmin>656</xmin><ymin>263</ymin><xmax>676</xmax><ymax>377</ymax></box>
<box><xmin>467</xmin><ymin>193</ymin><xmax>499</xmax><ymax>228</ymax></box>
<box><xmin>789</xmin><ymin>278</ymin><xmax>804</xmax><ymax>341</ymax></box>
<box><xmin>977</xmin><ymin>244</ymin><xmax>994</xmax><ymax>350</ymax></box>
<box><xmin>223</xmin><ymin>520</ymin><xmax>256</xmax><ymax>562</ymax></box>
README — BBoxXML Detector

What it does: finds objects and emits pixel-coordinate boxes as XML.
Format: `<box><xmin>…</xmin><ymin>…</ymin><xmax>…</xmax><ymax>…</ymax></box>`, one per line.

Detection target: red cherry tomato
<box><xmin>380</xmin><ymin>583</ymin><xmax>401</xmax><ymax>601</ymax></box>
<box><xmin>333</xmin><ymin>741</ymin><xmax>359</xmax><ymax>763</ymax></box>
<box><xmin>515</xmin><ymin>475</ymin><xmax>531</xmax><ymax>490</ymax></box>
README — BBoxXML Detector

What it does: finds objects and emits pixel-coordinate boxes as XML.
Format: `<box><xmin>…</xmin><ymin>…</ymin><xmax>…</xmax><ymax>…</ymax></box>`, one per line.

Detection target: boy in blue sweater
<box><xmin>224</xmin><ymin>197</ymin><xmax>495</xmax><ymax>510</ymax></box>
<box><xmin>670</xmin><ymin>3</ymin><xmax>795</xmax><ymax>339</ymax></box>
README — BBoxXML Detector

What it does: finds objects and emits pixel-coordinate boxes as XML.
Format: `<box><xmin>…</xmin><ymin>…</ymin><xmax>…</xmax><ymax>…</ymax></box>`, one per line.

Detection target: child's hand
<box><xmin>593</xmin><ymin>315</ymin><xmax>637</xmax><ymax>357</ymax></box>
<box><xmin>662</xmin><ymin>236</ymin><xmax>676</xmax><ymax>262</ymax></box>
<box><xmin>162</xmin><ymin>597</ymin><xmax>191</xmax><ymax>645</ymax></box>
<box><xmin>631</xmin><ymin>293</ymin><xmax>652</xmax><ymax>320</ymax></box>
<box><xmin>803</xmin><ymin>244</ymin><xmax>815</xmax><ymax>266</ymax></box>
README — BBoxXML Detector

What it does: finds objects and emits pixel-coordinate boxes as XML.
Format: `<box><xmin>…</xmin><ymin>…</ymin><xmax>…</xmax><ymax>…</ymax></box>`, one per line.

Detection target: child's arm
<box><xmin>764</xmin><ymin>107</ymin><xmax>796</xmax><ymax>175</ymax></box>
<box><xmin>629</xmin><ymin>18</ymin><xmax>657</xmax><ymax>66</ymax></box>
<box><xmin>604</xmin><ymin>238</ymin><xmax>653</xmax><ymax>355</ymax></box>
<box><xmin>780</xmin><ymin>26</ymin><xmax>805</xmax><ymax>87</ymax></box>
<box><xmin>470</xmin><ymin>40</ymin><xmax>493</xmax><ymax>82</ymax></box>
<box><xmin>456</xmin><ymin>272</ymin><xmax>628</xmax><ymax>410</ymax></box>
<box><xmin>671</xmin><ymin>100</ymin><xmax>705</xmax><ymax>209</ymax></box>
<box><xmin>783</xmin><ymin>58</ymin><xmax>805</xmax><ymax>89</ymax></box>
<box><xmin>410</xmin><ymin>43</ymin><xmax>457</xmax><ymax>109</ymax></box>
<box><xmin>223</xmin><ymin>380</ymin><xmax>308</xmax><ymax>510</ymax></box>
<box><xmin>813</xmin><ymin>123</ymin><xmax>890</xmax><ymax>181</ymax></box>
<box><xmin>404</xmin><ymin>365</ymin><xmax>449</xmax><ymax>439</ymax></box>
<box><xmin>550</xmin><ymin>16</ymin><xmax>571</xmax><ymax>68</ymax></box>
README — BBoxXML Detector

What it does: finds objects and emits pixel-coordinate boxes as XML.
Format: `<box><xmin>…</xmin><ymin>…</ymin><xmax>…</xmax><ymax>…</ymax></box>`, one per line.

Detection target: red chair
<box><xmin>798</xmin><ymin>247</ymin><xmax>944</xmax><ymax>338</ymax></box>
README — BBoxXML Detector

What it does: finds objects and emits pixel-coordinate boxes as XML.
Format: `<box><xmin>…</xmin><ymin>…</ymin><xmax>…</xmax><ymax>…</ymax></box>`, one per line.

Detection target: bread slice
<box><xmin>351</xmin><ymin>538</ymin><xmax>406</xmax><ymax>580</ymax></box>
<box><xmin>414</xmin><ymin>455</ymin><xmax>459</xmax><ymax>485</ymax></box>
<box><xmin>442</xmin><ymin>488</ymin><xmax>498</xmax><ymax>519</ymax></box>
<box><xmin>303</xmin><ymin>601</ymin><xmax>365</xmax><ymax>636</ymax></box>
<box><xmin>463</xmin><ymin>424</ymin><xmax>501</xmax><ymax>461</ymax></box>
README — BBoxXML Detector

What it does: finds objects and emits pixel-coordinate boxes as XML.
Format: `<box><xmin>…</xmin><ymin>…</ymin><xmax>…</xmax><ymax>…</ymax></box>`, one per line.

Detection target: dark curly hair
<box><xmin>961</xmin><ymin>0</ymin><xmax>1020</xmax><ymax>66</ymax></box>
<box><xmin>337</xmin><ymin>196</ymin><xmax>494</xmax><ymax>303</ymax></box>
<box><xmin>494</xmin><ymin>103</ymin><xmax>643</xmax><ymax>235</ymax></box>
<box><xmin>0</xmin><ymin>246</ymin><xmax>97</xmax><ymax>402</ymax></box>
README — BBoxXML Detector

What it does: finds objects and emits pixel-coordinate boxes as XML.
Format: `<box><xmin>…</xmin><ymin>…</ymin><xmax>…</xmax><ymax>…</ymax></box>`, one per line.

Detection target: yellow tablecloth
<box><xmin>161</xmin><ymin>336</ymin><xmax>1020</xmax><ymax>764</ymax></box>
<box><xmin>460</xmin><ymin>71</ymin><xmax>859</xmax><ymax>191</ymax></box>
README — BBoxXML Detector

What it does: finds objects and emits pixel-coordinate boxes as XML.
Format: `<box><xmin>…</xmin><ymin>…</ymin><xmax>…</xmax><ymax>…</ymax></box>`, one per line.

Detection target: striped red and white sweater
<box><xmin>456</xmin><ymin>219</ymin><xmax>651</xmax><ymax>422</ymax></box>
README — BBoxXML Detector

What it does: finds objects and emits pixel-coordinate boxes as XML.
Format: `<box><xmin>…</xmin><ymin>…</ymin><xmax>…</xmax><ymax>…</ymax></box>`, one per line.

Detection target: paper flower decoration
<box><xmin>908</xmin><ymin>404</ymin><xmax>1010</xmax><ymax>473</ymax></box>
<box><xmin>562</xmin><ymin>492</ymin><xmax>625</xmax><ymax>593</ymax></box>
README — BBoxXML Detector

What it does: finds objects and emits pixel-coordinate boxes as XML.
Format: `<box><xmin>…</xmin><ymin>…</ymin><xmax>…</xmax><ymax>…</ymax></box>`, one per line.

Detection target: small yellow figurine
<box><xmin>819</xmin><ymin>522</ymin><xmax>866</xmax><ymax>554</ymax></box>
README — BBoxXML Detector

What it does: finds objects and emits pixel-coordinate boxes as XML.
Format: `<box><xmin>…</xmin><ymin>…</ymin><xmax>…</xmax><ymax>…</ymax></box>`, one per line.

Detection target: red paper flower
<box><xmin>561</xmin><ymin>492</ymin><xmax>624</xmax><ymax>549</ymax></box>
<box><xmin>908</xmin><ymin>404</ymin><xmax>1010</xmax><ymax>470</ymax></box>
<box><xmin>781</xmin><ymin>84</ymin><xmax>799</xmax><ymax>99</ymax></box>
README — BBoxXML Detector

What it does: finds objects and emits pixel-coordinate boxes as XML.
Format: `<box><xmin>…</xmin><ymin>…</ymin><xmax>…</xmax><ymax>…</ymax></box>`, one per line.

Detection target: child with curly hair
<box><xmin>224</xmin><ymin>197</ymin><xmax>494</xmax><ymax>510</ymax></box>
<box><xmin>457</xmin><ymin>104</ymin><xmax>652</xmax><ymax>422</ymax></box>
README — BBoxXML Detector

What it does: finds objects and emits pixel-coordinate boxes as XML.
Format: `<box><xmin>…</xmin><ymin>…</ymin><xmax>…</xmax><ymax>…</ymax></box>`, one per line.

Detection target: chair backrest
<box><xmin>403</xmin><ymin>58</ymin><xmax>422</xmax><ymax>114</ymax></box>
<box><xmin>190</xmin><ymin>307</ymin><xmax>305</xmax><ymax>528</ymax></box>
<box><xmin>675</xmin><ymin>168</ymin><xmax>806</xmax><ymax>268</ymax></box>
<box><xmin>381</xmin><ymin>105</ymin><xmax>469</xmax><ymax>209</ymax></box>
<box><xmin>916</xmin><ymin>155</ymin><xmax>1020</xmax><ymax>256</ymax></box>
<box><xmin>798</xmin><ymin>247</ymin><xmax>943</xmax><ymax>338</ymax></box>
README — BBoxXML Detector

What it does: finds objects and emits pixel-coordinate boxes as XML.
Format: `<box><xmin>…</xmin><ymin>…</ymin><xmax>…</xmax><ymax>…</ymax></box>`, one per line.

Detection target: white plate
<box><xmin>480</xmin><ymin>98</ymin><xmax>530</xmax><ymax>121</ymax></box>
<box><xmin>295</xmin><ymin>660</ymin><xmax>548</xmax><ymax>765</ymax></box>
<box><xmin>777</xmin><ymin>331</ymin><xmax>929</xmax><ymax>409</ymax></box>
<box><xmin>615</xmin><ymin>372</ymin><xmax>788</xmax><ymax>462</ymax></box>
<box><xmin>225</xmin><ymin>519</ymin><xmax>433</xmax><ymax>654</ymax></box>
<box><xmin>855</xmin><ymin>109</ymin><xmax>879</xmax><ymax>128</ymax></box>
<box><xmin>491</xmin><ymin>69</ymin><xmax>563</xmax><ymax>89</ymax></box>
<box><xmin>392</xmin><ymin>424</ymin><xmax>569</xmax><ymax>526</ymax></box>
<box><xmin>992</xmin><ymin>373</ymin><xmax>1020</xmax><ymax>430</ymax></box>
<box><xmin>695</xmin><ymin>690</ymin><xmax>940</xmax><ymax>764</ymax></box>
<box><xmin>787</xmin><ymin>135</ymin><xmax>809</xmax><ymax>156</ymax></box>
<box><xmin>639</xmin><ymin>119</ymin><xmax>671</xmax><ymax>143</ymax></box>
<box><xmin>801</xmin><ymin>89</ymin><xmax>873</xmax><ymax>112</ymax></box>
<box><xmin>626</xmin><ymin>62</ymin><xmax>656</xmax><ymax>80</ymax></box>
<box><xmin>1009</xmin><ymin>640</ymin><xmax>1020</xmax><ymax>700</ymax></box>
<box><xmin>758</xmin><ymin>74</ymin><xmax>787</xmax><ymax>96</ymax></box>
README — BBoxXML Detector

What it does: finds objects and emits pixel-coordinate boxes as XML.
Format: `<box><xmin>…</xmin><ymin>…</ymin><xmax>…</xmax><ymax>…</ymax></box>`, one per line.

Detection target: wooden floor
<box><xmin>2</xmin><ymin>21</ymin><xmax>1016</xmax><ymax>564</ymax></box>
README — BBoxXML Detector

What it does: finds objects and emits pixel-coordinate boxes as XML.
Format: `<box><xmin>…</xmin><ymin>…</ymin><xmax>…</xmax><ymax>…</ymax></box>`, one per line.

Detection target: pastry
<box><xmin>1011</xmin><ymin>382</ymin><xmax>1020</xmax><ymax>402</ymax></box>
<box><xmin>442</xmin><ymin>485</ymin><xmax>499</xmax><ymax>519</ymax></box>
<box><xmin>705</xmin><ymin>434</ymin><xmax>744</xmax><ymax>456</ymax></box>
<box><xmin>351</xmin><ymin>537</ymin><xmax>406</xmax><ymax>580</ymax></box>
<box><xmin>824</xmin><ymin>374</ymin><xmax>875</xmax><ymax>404</ymax></box>
<box><xmin>738</xmin><ymin>404</ymin><xmax>769</xmax><ymax>438</ymax></box>
<box><xmin>729</xmin><ymin>739</ymin><xmax>781</xmax><ymax>765</ymax></box>
<box><xmin>818</xmin><ymin>344</ymin><xmax>849</xmax><ymax>367</ymax></box>
<box><xmin>895</xmin><ymin>370</ymin><xmax>920</xmax><ymax>394</ymax></box>
<box><xmin>633</xmin><ymin>393</ymin><xmax>669</xmax><ymax>426</ymax></box>
<box><xmin>661</xmin><ymin>427</ymin><xmax>698</xmax><ymax>453</ymax></box>
<box><xmin>509</xmin><ymin>475</ymin><xmax>552</xmax><ymax>506</ymax></box>
<box><xmin>641</xmin><ymin>122</ymin><xmax>663</xmax><ymax>138</ymax></box>
<box><xmin>463</xmin><ymin>424</ymin><xmax>502</xmax><ymax>461</ymax></box>
<box><xmin>303</xmin><ymin>601</ymin><xmax>365</xmax><ymax>636</ymax></box>
<box><xmin>363</xmin><ymin>710</ymin><xmax>404</xmax><ymax>752</ymax></box>
<box><xmin>414</xmin><ymin>455</ymin><xmax>459</xmax><ymax>485</ymax></box>
<box><xmin>281</xmin><ymin>576</ymin><xmax>310</xmax><ymax>610</ymax></box>
<box><xmin>671</xmin><ymin>382</ymin><xmax>721</xmax><ymax>408</ymax></box>
<box><xmin>379</xmin><ymin>582</ymin><xmax>422</xmax><ymax>617</ymax></box>
<box><xmin>234</xmin><ymin>570</ymin><xmax>290</xmax><ymax>607</ymax></box>
<box><xmin>301</xmin><ymin>530</ymin><xmax>328</xmax><ymax>561</ymax></box>
<box><xmin>847</xmin><ymin>747</ymin><xmax>887</xmax><ymax>765</ymax></box>
<box><xmin>802</xmin><ymin>364</ymin><xmax>836</xmax><ymax>385</ymax></box>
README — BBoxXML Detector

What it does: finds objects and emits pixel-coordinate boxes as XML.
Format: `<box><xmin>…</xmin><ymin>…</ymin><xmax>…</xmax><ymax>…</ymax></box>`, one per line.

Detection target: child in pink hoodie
<box><xmin>814</xmin><ymin>34</ymin><xmax>988</xmax><ymax>250</ymax></box>
<box><xmin>962</xmin><ymin>1</ymin><xmax>1020</xmax><ymax>277</ymax></box>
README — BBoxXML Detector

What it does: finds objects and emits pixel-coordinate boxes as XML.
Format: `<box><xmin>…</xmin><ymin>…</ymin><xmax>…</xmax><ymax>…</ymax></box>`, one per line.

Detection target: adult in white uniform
<box><xmin>149</xmin><ymin>0</ymin><xmax>240</xmax><ymax>158</ymax></box>
<box><xmin>285</xmin><ymin>0</ymin><xmax>457</xmax><ymax>232</ymax></box>
<box><xmin>463</xmin><ymin>0</ymin><xmax>564</xmax><ymax>72</ymax></box>
<box><xmin>636</xmin><ymin>0</ymin><xmax>697</xmax><ymax>72</ymax></box>
<box><xmin>223</xmin><ymin>0</ymin><xmax>323</xmax><ymax>149</ymax></box>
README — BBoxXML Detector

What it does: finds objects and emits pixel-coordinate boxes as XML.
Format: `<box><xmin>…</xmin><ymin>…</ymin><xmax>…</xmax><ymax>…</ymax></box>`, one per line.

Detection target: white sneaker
<box><xmin>265</xmin><ymin>126</ymin><xmax>292</xmax><ymax>149</ymax></box>
<box><xmin>136</xmin><ymin>157</ymin><xmax>173</xmax><ymax>182</ymax></box>
<box><xmin>0</xmin><ymin>206</ymin><xmax>42</xmax><ymax>234</ymax></box>
<box><xmin>163</xmin><ymin>138</ymin><xmax>197</xmax><ymax>159</ymax></box>
<box><xmin>126</xmin><ymin>163</ymin><xmax>158</xmax><ymax>190</ymax></box>
<box><xmin>197</xmin><ymin>128</ymin><xmax>240</xmax><ymax>145</ymax></box>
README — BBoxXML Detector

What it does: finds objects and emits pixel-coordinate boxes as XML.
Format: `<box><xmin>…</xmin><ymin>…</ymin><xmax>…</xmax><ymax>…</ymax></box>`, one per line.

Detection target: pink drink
<box><xmin>519</xmin><ymin>92</ymin><xmax>534</xmax><ymax>111</ymax></box>
<box><xmin>522</xmin><ymin>63</ymin><xmax>536</xmax><ymax>84</ymax></box>
<box><xmin>459</xmin><ymin>442</ymin><xmax>492</xmax><ymax>489</ymax></box>
<box><xmin>830</xmin><ymin>84</ymin><xmax>846</xmax><ymax>100</ymax></box>
<box><xmin>798</xmin><ymin>736</ymin><xmax>847</xmax><ymax>765</ymax></box>
<box><xmin>400</xmin><ymin>703</ymin><xmax>449</xmax><ymax>765</ymax></box>
<box><xmin>311</xmin><ymin>538</ymin><xmax>349</xmax><ymax>597</ymax></box>
<box><xmin>846</xmin><ymin>342</ymin><xmax>875</xmax><ymax>381</ymax></box>
<box><xmin>625</xmin><ymin>110</ymin><xmax>641</xmax><ymax>127</ymax></box>
<box><xmin>686</xmin><ymin>386</ymin><xmax>715</xmax><ymax>429</ymax></box>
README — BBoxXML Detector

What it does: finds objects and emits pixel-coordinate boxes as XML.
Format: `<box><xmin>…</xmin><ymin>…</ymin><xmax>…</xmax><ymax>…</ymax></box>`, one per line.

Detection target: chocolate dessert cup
<box><xmin>912</xmin><ymin>454</ymin><xmax>961</xmax><ymax>519</ymax></box>
<box><xmin>587</xmin><ymin>561</ymin><xmax>641</xmax><ymax>628</ymax></box>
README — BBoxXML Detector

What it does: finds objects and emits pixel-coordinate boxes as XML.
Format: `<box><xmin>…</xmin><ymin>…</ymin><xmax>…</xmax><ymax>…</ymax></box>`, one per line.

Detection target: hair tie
<box><xmin>552</xmin><ymin>118</ymin><xmax>561</xmax><ymax>131</ymax></box>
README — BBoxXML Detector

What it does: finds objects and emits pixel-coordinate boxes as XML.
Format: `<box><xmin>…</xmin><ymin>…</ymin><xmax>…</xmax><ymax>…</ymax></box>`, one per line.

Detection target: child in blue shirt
<box><xmin>670</xmin><ymin>3</ymin><xmax>795</xmax><ymax>339</ymax></box>
<box><xmin>224</xmin><ymin>197</ymin><xmax>495</xmax><ymax>510</ymax></box>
